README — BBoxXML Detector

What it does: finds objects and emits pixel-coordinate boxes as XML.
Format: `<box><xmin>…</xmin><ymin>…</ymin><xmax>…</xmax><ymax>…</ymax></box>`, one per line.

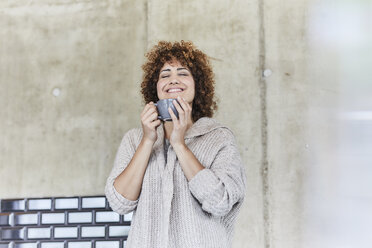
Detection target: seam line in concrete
<box><xmin>145</xmin><ymin>0</ymin><xmax>149</xmax><ymax>47</ymax></box>
<box><xmin>258</xmin><ymin>0</ymin><xmax>270</xmax><ymax>247</ymax></box>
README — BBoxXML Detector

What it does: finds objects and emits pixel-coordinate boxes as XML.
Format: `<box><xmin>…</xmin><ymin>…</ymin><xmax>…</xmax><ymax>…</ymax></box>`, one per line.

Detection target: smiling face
<box><xmin>156</xmin><ymin>59</ymin><xmax>195</xmax><ymax>105</ymax></box>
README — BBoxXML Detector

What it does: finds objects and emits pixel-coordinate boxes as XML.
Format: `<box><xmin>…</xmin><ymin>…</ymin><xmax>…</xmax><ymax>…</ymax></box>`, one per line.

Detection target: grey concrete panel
<box><xmin>264</xmin><ymin>0</ymin><xmax>314</xmax><ymax>247</ymax></box>
<box><xmin>0</xmin><ymin>1</ymin><xmax>147</xmax><ymax>198</ymax></box>
<box><xmin>147</xmin><ymin>1</ymin><xmax>264</xmax><ymax>247</ymax></box>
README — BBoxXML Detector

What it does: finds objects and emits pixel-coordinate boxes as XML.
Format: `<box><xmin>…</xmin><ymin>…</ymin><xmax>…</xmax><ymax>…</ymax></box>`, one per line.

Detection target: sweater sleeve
<box><xmin>188</xmin><ymin>131</ymin><xmax>247</xmax><ymax>217</ymax></box>
<box><xmin>105</xmin><ymin>129</ymin><xmax>139</xmax><ymax>215</ymax></box>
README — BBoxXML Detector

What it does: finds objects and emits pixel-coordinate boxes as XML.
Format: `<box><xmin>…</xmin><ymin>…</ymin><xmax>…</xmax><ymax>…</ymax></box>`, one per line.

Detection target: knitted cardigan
<box><xmin>105</xmin><ymin>117</ymin><xmax>247</xmax><ymax>248</ymax></box>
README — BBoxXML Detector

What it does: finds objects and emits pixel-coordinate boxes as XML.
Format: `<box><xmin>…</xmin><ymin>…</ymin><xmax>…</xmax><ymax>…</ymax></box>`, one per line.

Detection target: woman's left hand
<box><xmin>169</xmin><ymin>96</ymin><xmax>193</xmax><ymax>148</ymax></box>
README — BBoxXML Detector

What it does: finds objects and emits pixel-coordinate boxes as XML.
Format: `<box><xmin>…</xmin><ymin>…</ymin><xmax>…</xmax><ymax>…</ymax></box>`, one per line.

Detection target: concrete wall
<box><xmin>1</xmin><ymin>0</ymin><xmax>318</xmax><ymax>247</ymax></box>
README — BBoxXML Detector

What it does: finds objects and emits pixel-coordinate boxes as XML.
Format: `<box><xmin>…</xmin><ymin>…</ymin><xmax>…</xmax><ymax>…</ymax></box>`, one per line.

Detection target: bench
<box><xmin>0</xmin><ymin>195</ymin><xmax>132</xmax><ymax>248</ymax></box>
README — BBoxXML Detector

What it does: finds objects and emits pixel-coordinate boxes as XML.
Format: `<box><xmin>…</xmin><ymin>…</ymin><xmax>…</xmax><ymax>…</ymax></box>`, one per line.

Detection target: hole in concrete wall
<box><xmin>52</xmin><ymin>88</ymin><xmax>61</xmax><ymax>97</ymax></box>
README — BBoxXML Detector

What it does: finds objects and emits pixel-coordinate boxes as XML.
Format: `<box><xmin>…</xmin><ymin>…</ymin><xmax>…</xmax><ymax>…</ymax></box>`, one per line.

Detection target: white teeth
<box><xmin>167</xmin><ymin>88</ymin><xmax>183</xmax><ymax>93</ymax></box>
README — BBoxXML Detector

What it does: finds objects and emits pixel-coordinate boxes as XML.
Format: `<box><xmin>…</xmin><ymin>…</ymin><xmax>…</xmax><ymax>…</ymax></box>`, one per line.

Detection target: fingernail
<box><xmin>177</xmin><ymin>96</ymin><xmax>181</xmax><ymax>100</ymax></box>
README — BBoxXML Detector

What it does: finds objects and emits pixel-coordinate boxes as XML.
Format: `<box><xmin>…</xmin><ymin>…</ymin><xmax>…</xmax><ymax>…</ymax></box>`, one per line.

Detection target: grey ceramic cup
<box><xmin>154</xmin><ymin>98</ymin><xmax>179</xmax><ymax>121</ymax></box>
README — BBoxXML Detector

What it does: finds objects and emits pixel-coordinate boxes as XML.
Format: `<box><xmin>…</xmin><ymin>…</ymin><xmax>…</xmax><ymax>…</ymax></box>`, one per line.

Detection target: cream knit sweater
<box><xmin>105</xmin><ymin>117</ymin><xmax>247</xmax><ymax>248</ymax></box>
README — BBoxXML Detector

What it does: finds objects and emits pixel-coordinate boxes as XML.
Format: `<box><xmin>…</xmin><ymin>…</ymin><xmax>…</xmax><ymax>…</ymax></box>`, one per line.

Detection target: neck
<box><xmin>163</xmin><ymin>122</ymin><xmax>173</xmax><ymax>140</ymax></box>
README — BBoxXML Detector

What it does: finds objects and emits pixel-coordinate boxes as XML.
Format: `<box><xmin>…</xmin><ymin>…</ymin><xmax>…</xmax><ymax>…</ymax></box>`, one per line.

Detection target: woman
<box><xmin>105</xmin><ymin>40</ymin><xmax>247</xmax><ymax>248</ymax></box>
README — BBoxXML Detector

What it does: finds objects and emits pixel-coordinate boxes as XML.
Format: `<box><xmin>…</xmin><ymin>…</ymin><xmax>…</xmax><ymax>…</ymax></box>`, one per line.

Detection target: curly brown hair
<box><xmin>140</xmin><ymin>40</ymin><xmax>217</xmax><ymax>122</ymax></box>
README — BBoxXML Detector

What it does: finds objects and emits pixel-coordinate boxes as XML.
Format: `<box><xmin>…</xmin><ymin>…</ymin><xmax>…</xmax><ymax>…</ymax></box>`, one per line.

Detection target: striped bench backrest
<box><xmin>0</xmin><ymin>196</ymin><xmax>131</xmax><ymax>248</ymax></box>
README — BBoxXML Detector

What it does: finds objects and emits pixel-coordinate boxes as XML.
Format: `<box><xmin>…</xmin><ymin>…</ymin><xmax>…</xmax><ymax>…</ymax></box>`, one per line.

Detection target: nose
<box><xmin>169</xmin><ymin>75</ymin><xmax>180</xmax><ymax>85</ymax></box>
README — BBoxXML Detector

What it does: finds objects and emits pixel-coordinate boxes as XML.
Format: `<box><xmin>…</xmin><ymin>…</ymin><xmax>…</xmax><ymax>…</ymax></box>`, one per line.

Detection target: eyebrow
<box><xmin>160</xmin><ymin>67</ymin><xmax>189</xmax><ymax>73</ymax></box>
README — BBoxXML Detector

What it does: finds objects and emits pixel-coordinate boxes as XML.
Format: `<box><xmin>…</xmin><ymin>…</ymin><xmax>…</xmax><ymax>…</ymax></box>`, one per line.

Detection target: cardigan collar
<box><xmin>184</xmin><ymin>117</ymin><xmax>226</xmax><ymax>139</ymax></box>
<box><xmin>154</xmin><ymin>117</ymin><xmax>226</xmax><ymax>149</ymax></box>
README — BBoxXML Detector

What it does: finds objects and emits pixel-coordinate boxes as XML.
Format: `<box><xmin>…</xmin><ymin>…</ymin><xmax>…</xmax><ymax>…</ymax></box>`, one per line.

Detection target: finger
<box><xmin>141</xmin><ymin>102</ymin><xmax>154</xmax><ymax>117</ymax></box>
<box><xmin>178</xmin><ymin>97</ymin><xmax>192</xmax><ymax>122</ymax></box>
<box><xmin>150</xmin><ymin>119</ymin><xmax>161</xmax><ymax>128</ymax></box>
<box><xmin>141</xmin><ymin>102</ymin><xmax>152</xmax><ymax>116</ymax></box>
<box><xmin>173</xmin><ymin>99</ymin><xmax>185</xmax><ymax>123</ymax></box>
<box><xmin>182</xmin><ymin>97</ymin><xmax>192</xmax><ymax>112</ymax></box>
<box><xmin>169</xmin><ymin>107</ymin><xmax>179</xmax><ymax>125</ymax></box>
<box><xmin>143</xmin><ymin>112</ymin><xmax>159</xmax><ymax>124</ymax></box>
<box><xmin>178</xmin><ymin>97</ymin><xmax>192</xmax><ymax>114</ymax></box>
<box><xmin>173</xmin><ymin>99</ymin><xmax>184</xmax><ymax>115</ymax></box>
<box><xmin>141</xmin><ymin>105</ymin><xmax>157</xmax><ymax>121</ymax></box>
<box><xmin>177</xmin><ymin>96</ymin><xmax>189</xmax><ymax>112</ymax></box>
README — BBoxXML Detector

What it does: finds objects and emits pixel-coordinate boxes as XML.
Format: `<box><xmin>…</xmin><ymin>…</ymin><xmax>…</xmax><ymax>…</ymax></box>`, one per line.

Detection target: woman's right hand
<box><xmin>140</xmin><ymin>102</ymin><xmax>161</xmax><ymax>144</ymax></box>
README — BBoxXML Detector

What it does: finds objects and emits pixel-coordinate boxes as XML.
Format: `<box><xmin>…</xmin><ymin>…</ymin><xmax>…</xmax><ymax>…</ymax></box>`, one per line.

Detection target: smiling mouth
<box><xmin>166</xmin><ymin>88</ymin><xmax>184</xmax><ymax>93</ymax></box>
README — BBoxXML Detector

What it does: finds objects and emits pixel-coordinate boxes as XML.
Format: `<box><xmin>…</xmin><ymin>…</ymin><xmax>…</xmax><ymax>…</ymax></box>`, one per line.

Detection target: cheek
<box><xmin>156</xmin><ymin>82</ymin><xmax>165</xmax><ymax>97</ymax></box>
<box><xmin>190</xmin><ymin>81</ymin><xmax>196</xmax><ymax>95</ymax></box>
